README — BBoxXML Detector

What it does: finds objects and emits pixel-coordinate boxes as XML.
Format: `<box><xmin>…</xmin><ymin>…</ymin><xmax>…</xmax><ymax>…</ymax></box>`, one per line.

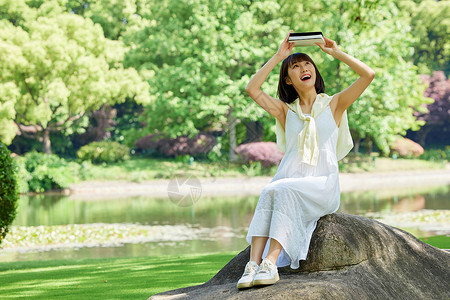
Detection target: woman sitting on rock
<box><xmin>237</xmin><ymin>30</ymin><xmax>375</xmax><ymax>289</ymax></box>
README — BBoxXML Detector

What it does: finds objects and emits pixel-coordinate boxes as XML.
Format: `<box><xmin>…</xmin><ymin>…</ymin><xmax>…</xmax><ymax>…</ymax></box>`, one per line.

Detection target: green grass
<box><xmin>0</xmin><ymin>251</ymin><xmax>239</xmax><ymax>299</ymax></box>
<box><xmin>338</xmin><ymin>153</ymin><xmax>446</xmax><ymax>173</ymax></box>
<box><xmin>77</xmin><ymin>154</ymin><xmax>446</xmax><ymax>183</ymax></box>
<box><xmin>1</xmin><ymin>235</ymin><xmax>447</xmax><ymax>299</ymax></box>
<box><xmin>78</xmin><ymin>157</ymin><xmax>277</xmax><ymax>182</ymax></box>
<box><xmin>419</xmin><ymin>235</ymin><xmax>450</xmax><ymax>249</ymax></box>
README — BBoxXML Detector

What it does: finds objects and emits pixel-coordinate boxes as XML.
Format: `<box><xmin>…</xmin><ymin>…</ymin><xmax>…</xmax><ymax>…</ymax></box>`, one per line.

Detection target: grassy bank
<box><xmin>1</xmin><ymin>235</ymin><xmax>448</xmax><ymax>299</ymax></box>
<box><xmin>78</xmin><ymin>154</ymin><xmax>446</xmax><ymax>183</ymax></box>
<box><xmin>419</xmin><ymin>235</ymin><xmax>450</xmax><ymax>249</ymax></box>
<box><xmin>15</xmin><ymin>152</ymin><xmax>447</xmax><ymax>194</ymax></box>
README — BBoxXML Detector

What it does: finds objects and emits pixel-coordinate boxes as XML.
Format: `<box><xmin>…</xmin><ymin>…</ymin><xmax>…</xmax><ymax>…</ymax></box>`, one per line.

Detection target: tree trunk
<box><xmin>42</xmin><ymin>129</ymin><xmax>52</xmax><ymax>154</ymax></box>
<box><xmin>354</xmin><ymin>136</ymin><xmax>361</xmax><ymax>154</ymax></box>
<box><xmin>228</xmin><ymin>108</ymin><xmax>238</xmax><ymax>163</ymax></box>
<box><xmin>364</xmin><ymin>138</ymin><xmax>373</xmax><ymax>154</ymax></box>
<box><xmin>418</xmin><ymin>126</ymin><xmax>432</xmax><ymax>147</ymax></box>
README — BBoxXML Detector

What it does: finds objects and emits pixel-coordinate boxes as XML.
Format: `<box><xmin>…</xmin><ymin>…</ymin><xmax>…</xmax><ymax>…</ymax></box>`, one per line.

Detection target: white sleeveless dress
<box><xmin>246</xmin><ymin>104</ymin><xmax>341</xmax><ymax>269</ymax></box>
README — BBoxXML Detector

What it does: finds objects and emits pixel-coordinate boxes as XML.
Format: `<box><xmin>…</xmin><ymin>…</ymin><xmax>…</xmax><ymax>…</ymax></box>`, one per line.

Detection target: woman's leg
<box><xmin>250</xmin><ymin>236</ymin><xmax>283</xmax><ymax>265</ymax></box>
<box><xmin>250</xmin><ymin>236</ymin><xmax>269</xmax><ymax>264</ymax></box>
<box><xmin>266</xmin><ymin>238</ymin><xmax>283</xmax><ymax>265</ymax></box>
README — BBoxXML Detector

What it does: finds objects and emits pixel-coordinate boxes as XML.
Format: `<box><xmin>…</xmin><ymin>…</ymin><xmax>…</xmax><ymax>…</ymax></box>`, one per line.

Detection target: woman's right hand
<box><xmin>275</xmin><ymin>30</ymin><xmax>295</xmax><ymax>60</ymax></box>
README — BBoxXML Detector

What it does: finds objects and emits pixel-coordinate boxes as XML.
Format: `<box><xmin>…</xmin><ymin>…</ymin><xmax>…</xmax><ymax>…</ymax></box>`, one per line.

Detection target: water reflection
<box><xmin>13</xmin><ymin>185</ymin><xmax>450</xmax><ymax>227</ymax></box>
<box><xmin>0</xmin><ymin>239</ymin><xmax>247</xmax><ymax>263</ymax></box>
<box><xmin>2</xmin><ymin>184</ymin><xmax>449</xmax><ymax>263</ymax></box>
<box><xmin>338</xmin><ymin>185</ymin><xmax>450</xmax><ymax>215</ymax></box>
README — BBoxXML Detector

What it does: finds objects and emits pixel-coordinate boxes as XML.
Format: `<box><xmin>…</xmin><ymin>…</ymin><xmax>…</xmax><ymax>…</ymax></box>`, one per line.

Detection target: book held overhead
<box><xmin>289</xmin><ymin>32</ymin><xmax>325</xmax><ymax>47</ymax></box>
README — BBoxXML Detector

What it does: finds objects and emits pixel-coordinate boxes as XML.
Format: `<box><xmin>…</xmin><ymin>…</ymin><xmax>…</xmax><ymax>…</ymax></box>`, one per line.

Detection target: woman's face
<box><xmin>285</xmin><ymin>60</ymin><xmax>316</xmax><ymax>90</ymax></box>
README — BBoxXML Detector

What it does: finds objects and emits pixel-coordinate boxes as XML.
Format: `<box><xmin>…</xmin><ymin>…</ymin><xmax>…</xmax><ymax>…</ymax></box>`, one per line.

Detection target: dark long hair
<box><xmin>277</xmin><ymin>53</ymin><xmax>325</xmax><ymax>104</ymax></box>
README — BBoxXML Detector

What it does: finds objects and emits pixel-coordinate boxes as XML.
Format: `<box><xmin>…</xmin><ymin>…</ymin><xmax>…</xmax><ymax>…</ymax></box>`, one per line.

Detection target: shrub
<box><xmin>17</xmin><ymin>151</ymin><xmax>81</xmax><ymax>193</ymax></box>
<box><xmin>77</xmin><ymin>141</ymin><xmax>130</xmax><ymax>164</ymax></box>
<box><xmin>419</xmin><ymin>146</ymin><xmax>450</xmax><ymax>162</ymax></box>
<box><xmin>134</xmin><ymin>131</ymin><xmax>217</xmax><ymax>158</ymax></box>
<box><xmin>234</xmin><ymin>142</ymin><xmax>284</xmax><ymax>167</ymax></box>
<box><xmin>14</xmin><ymin>157</ymin><xmax>31</xmax><ymax>194</ymax></box>
<box><xmin>0</xmin><ymin>143</ymin><xmax>19</xmax><ymax>246</ymax></box>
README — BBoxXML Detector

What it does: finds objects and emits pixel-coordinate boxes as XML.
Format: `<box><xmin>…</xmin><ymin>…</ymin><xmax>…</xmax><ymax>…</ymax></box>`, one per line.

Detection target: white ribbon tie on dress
<box><xmin>275</xmin><ymin>93</ymin><xmax>354</xmax><ymax>167</ymax></box>
<box><xmin>297</xmin><ymin>112</ymin><xmax>319</xmax><ymax>166</ymax></box>
<box><xmin>287</xmin><ymin>93</ymin><xmax>328</xmax><ymax>166</ymax></box>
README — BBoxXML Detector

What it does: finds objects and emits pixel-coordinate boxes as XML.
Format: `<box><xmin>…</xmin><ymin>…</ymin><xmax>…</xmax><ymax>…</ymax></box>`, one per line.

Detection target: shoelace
<box><xmin>244</xmin><ymin>263</ymin><xmax>258</xmax><ymax>276</ymax></box>
<box><xmin>258</xmin><ymin>260</ymin><xmax>272</xmax><ymax>274</ymax></box>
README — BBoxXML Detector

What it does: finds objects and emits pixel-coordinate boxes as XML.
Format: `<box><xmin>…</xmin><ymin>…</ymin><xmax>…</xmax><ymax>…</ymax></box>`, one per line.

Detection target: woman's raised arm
<box><xmin>245</xmin><ymin>31</ymin><xmax>294</xmax><ymax>124</ymax></box>
<box><xmin>316</xmin><ymin>37</ymin><xmax>375</xmax><ymax>113</ymax></box>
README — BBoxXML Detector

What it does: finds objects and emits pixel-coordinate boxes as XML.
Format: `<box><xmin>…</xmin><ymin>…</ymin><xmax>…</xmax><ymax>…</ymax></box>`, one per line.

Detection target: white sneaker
<box><xmin>236</xmin><ymin>261</ymin><xmax>260</xmax><ymax>289</ymax></box>
<box><xmin>252</xmin><ymin>257</ymin><xmax>279</xmax><ymax>286</ymax></box>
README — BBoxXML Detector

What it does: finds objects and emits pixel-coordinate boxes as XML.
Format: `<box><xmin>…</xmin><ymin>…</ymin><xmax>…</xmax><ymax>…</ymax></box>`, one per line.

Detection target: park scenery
<box><xmin>0</xmin><ymin>0</ymin><xmax>449</xmax><ymax>299</ymax></box>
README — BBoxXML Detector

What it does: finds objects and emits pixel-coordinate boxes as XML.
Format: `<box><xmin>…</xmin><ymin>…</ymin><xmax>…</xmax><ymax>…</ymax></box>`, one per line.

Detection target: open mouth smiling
<box><xmin>301</xmin><ymin>74</ymin><xmax>311</xmax><ymax>81</ymax></box>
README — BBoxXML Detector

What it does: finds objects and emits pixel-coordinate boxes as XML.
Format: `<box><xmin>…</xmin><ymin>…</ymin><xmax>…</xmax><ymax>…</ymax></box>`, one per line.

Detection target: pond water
<box><xmin>1</xmin><ymin>184</ymin><xmax>449</xmax><ymax>262</ymax></box>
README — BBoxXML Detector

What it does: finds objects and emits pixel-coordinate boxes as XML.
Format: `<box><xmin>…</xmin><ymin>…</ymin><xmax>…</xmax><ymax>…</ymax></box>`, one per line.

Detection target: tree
<box><xmin>0</xmin><ymin>6</ymin><xmax>150</xmax><ymax>153</ymax></box>
<box><xmin>64</xmin><ymin>0</ymin><xmax>139</xmax><ymax>40</ymax></box>
<box><xmin>397</xmin><ymin>0</ymin><xmax>450</xmax><ymax>76</ymax></box>
<box><xmin>407</xmin><ymin>71</ymin><xmax>450</xmax><ymax>146</ymax></box>
<box><xmin>279</xmin><ymin>0</ymin><xmax>433</xmax><ymax>155</ymax></box>
<box><xmin>0</xmin><ymin>82</ymin><xmax>18</xmax><ymax>145</ymax></box>
<box><xmin>123</xmin><ymin>0</ymin><xmax>288</xmax><ymax>161</ymax></box>
<box><xmin>20</xmin><ymin>0</ymin><xmax>141</xmax><ymax>40</ymax></box>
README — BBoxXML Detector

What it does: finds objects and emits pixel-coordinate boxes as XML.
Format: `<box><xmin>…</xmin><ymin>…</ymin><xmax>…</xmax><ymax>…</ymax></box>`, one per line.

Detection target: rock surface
<box><xmin>148</xmin><ymin>213</ymin><xmax>450</xmax><ymax>300</ymax></box>
<box><xmin>391</xmin><ymin>136</ymin><xmax>424</xmax><ymax>157</ymax></box>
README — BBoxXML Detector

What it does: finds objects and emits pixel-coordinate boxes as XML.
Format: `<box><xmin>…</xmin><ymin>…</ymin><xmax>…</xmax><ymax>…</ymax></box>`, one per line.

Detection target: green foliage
<box><xmin>65</xmin><ymin>0</ymin><xmax>139</xmax><ymax>40</ymax></box>
<box><xmin>123</xmin><ymin>0</ymin><xmax>287</xmax><ymax>143</ymax></box>
<box><xmin>0</xmin><ymin>82</ymin><xmax>18</xmax><ymax>145</ymax></box>
<box><xmin>108</xmin><ymin>100</ymin><xmax>145</xmax><ymax>148</ymax></box>
<box><xmin>280</xmin><ymin>0</ymin><xmax>433</xmax><ymax>156</ymax></box>
<box><xmin>419</xmin><ymin>146</ymin><xmax>450</xmax><ymax>162</ymax></box>
<box><xmin>206</xmin><ymin>136</ymin><xmax>228</xmax><ymax>163</ymax></box>
<box><xmin>0</xmin><ymin>142</ymin><xmax>19</xmax><ymax>246</ymax></box>
<box><xmin>77</xmin><ymin>141</ymin><xmax>130</xmax><ymax>164</ymax></box>
<box><xmin>119</xmin><ymin>0</ymin><xmax>437</xmax><ymax>158</ymax></box>
<box><xmin>173</xmin><ymin>154</ymin><xmax>191</xmax><ymax>164</ymax></box>
<box><xmin>1</xmin><ymin>0</ymin><xmax>446</xmax><ymax>158</ymax></box>
<box><xmin>398</xmin><ymin>0</ymin><xmax>450</xmax><ymax>75</ymax></box>
<box><xmin>0</xmin><ymin>0</ymin><xmax>150</xmax><ymax>152</ymax></box>
<box><xmin>16</xmin><ymin>151</ymin><xmax>81</xmax><ymax>193</ymax></box>
<box><xmin>13</xmin><ymin>156</ymin><xmax>31</xmax><ymax>194</ymax></box>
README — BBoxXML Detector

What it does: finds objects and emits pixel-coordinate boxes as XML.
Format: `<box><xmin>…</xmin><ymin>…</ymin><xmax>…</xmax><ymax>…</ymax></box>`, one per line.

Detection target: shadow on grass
<box><xmin>0</xmin><ymin>251</ymin><xmax>239</xmax><ymax>299</ymax></box>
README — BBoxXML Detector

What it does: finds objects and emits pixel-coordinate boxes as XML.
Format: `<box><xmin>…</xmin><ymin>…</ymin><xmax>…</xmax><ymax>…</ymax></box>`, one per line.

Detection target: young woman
<box><xmin>237</xmin><ymin>30</ymin><xmax>375</xmax><ymax>289</ymax></box>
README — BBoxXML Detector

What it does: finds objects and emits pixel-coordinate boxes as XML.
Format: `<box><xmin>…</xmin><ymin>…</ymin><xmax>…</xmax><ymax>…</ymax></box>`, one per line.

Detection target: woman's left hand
<box><xmin>316</xmin><ymin>36</ymin><xmax>341</xmax><ymax>56</ymax></box>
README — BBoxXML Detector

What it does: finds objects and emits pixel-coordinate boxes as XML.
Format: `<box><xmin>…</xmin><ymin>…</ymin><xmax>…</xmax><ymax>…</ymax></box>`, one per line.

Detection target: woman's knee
<box><xmin>262</xmin><ymin>181</ymin><xmax>289</xmax><ymax>196</ymax></box>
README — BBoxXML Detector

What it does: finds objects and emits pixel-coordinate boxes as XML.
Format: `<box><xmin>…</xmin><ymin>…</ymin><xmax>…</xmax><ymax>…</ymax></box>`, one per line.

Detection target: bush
<box><xmin>16</xmin><ymin>151</ymin><xmax>81</xmax><ymax>193</ymax></box>
<box><xmin>419</xmin><ymin>146</ymin><xmax>450</xmax><ymax>162</ymax></box>
<box><xmin>14</xmin><ymin>157</ymin><xmax>31</xmax><ymax>194</ymax></box>
<box><xmin>234</xmin><ymin>142</ymin><xmax>284</xmax><ymax>167</ymax></box>
<box><xmin>77</xmin><ymin>141</ymin><xmax>130</xmax><ymax>164</ymax></box>
<box><xmin>0</xmin><ymin>143</ymin><xmax>19</xmax><ymax>246</ymax></box>
<box><xmin>134</xmin><ymin>131</ymin><xmax>217</xmax><ymax>158</ymax></box>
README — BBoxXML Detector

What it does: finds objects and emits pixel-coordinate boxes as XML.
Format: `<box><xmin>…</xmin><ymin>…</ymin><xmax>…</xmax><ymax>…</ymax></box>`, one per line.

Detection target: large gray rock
<box><xmin>148</xmin><ymin>213</ymin><xmax>450</xmax><ymax>300</ymax></box>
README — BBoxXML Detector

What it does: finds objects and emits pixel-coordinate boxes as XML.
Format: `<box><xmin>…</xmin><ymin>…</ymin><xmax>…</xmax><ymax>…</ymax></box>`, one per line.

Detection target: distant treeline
<box><xmin>0</xmin><ymin>0</ymin><xmax>448</xmax><ymax>159</ymax></box>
